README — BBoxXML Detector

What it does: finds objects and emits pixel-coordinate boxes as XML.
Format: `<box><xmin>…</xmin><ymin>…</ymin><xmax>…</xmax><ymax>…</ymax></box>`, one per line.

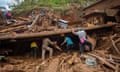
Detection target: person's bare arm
<box><xmin>47</xmin><ymin>38</ymin><xmax>54</xmax><ymax>45</ymax></box>
<box><xmin>61</xmin><ymin>39</ymin><xmax>66</xmax><ymax>46</ymax></box>
<box><xmin>54</xmin><ymin>44</ymin><xmax>62</xmax><ymax>51</ymax></box>
<box><xmin>47</xmin><ymin>38</ymin><xmax>62</xmax><ymax>51</ymax></box>
<box><xmin>72</xmin><ymin>28</ymin><xmax>77</xmax><ymax>35</ymax></box>
<box><xmin>52</xmin><ymin>41</ymin><xmax>62</xmax><ymax>51</ymax></box>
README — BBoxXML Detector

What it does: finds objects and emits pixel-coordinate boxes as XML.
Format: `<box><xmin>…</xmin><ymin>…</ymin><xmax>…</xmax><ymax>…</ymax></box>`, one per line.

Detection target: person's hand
<box><xmin>72</xmin><ymin>28</ymin><xmax>74</xmax><ymax>32</ymax></box>
<box><xmin>54</xmin><ymin>44</ymin><xmax>62</xmax><ymax>51</ymax></box>
<box><xmin>53</xmin><ymin>41</ymin><xmax>57</xmax><ymax>44</ymax></box>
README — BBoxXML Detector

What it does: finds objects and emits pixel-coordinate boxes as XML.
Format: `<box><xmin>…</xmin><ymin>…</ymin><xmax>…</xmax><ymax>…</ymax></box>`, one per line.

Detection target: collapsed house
<box><xmin>0</xmin><ymin>3</ymin><xmax>116</xmax><ymax>55</ymax></box>
<box><xmin>0</xmin><ymin>1</ymin><xmax>120</xmax><ymax>72</ymax></box>
<box><xmin>83</xmin><ymin>0</ymin><xmax>120</xmax><ymax>25</ymax></box>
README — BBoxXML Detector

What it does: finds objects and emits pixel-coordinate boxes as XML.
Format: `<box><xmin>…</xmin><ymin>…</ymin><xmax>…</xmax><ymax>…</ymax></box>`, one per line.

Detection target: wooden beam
<box><xmin>18</xmin><ymin>17</ymin><xmax>30</xmax><ymax>21</ymax></box>
<box><xmin>0</xmin><ymin>24</ymin><xmax>116</xmax><ymax>40</ymax></box>
<box><xmin>0</xmin><ymin>25</ymin><xmax>27</xmax><ymax>33</ymax></box>
<box><xmin>31</xmin><ymin>14</ymin><xmax>40</xmax><ymax>26</ymax></box>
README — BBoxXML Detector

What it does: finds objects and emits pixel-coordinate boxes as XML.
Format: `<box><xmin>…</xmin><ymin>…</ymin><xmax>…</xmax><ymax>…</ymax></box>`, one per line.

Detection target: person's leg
<box><xmin>37</xmin><ymin>48</ymin><xmax>39</xmax><ymax>57</ymax></box>
<box><xmin>49</xmin><ymin>47</ymin><xmax>53</xmax><ymax>57</ymax></box>
<box><xmin>42</xmin><ymin>48</ymin><xmax>46</xmax><ymax>60</ymax></box>
<box><xmin>66</xmin><ymin>45</ymin><xmax>69</xmax><ymax>52</ymax></box>
<box><xmin>46</xmin><ymin>47</ymin><xmax>53</xmax><ymax>58</ymax></box>
<box><xmin>31</xmin><ymin>48</ymin><xmax>34</xmax><ymax>57</ymax></box>
<box><xmin>70</xmin><ymin>44</ymin><xmax>74</xmax><ymax>49</ymax></box>
<box><xmin>79</xmin><ymin>43</ymin><xmax>84</xmax><ymax>54</ymax></box>
<box><xmin>34</xmin><ymin>48</ymin><xmax>38</xmax><ymax>58</ymax></box>
<box><xmin>69</xmin><ymin>44</ymin><xmax>74</xmax><ymax>53</ymax></box>
<box><xmin>85</xmin><ymin>41</ymin><xmax>92</xmax><ymax>51</ymax></box>
<box><xmin>33</xmin><ymin>48</ymin><xmax>36</xmax><ymax>58</ymax></box>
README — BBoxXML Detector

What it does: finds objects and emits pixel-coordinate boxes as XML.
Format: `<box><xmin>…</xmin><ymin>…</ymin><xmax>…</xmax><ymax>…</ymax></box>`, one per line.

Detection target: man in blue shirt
<box><xmin>61</xmin><ymin>34</ymin><xmax>74</xmax><ymax>52</ymax></box>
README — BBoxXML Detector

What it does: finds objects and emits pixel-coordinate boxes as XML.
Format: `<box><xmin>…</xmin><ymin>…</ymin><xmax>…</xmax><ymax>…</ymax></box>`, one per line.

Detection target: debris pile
<box><xmin>0</xmin><ymin>3</ymin><xmax>120</xmax><ymax>72</ymax></box>
<box><xmin>0</xmin><ymin>8</ymin><xmax>83</xmax><ymax>37</ymax></box>
<box><xmin>0</xmin><ymin>32</ymin><xmax>119</xmax><ymax>72</ymax></box>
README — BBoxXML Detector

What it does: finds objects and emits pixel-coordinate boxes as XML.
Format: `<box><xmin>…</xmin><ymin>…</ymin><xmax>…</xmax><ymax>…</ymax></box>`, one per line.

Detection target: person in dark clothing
<box><xmin>6</xmin><ymin>11</ymin><xmax>11</xmax><ymax>19</ymax></box>
<box><xmin>30</xmin><ymin>41</ymin><xmax>39</xmax><ymax>58</ymax></box>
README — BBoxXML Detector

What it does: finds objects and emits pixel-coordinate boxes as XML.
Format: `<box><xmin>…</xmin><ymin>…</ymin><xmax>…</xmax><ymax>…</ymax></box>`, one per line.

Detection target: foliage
<box><xmin>13</xmin><ymin>0</ymin><xmax>97</xmax><ymax>15</ymax></box>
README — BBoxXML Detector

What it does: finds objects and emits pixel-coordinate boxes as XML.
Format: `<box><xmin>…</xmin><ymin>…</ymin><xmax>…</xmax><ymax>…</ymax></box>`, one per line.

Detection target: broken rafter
<box><xmin>0</xmin><ymin>21</ymin><xmax>30</xmax><ymax>30</ymax></box>
<box><xmin>31</xmin><ymin>14</ymin><xmax>40</xmax><ymax>27</ymax></box>
<box><xmin>0</xmin><ymin>25</ymin><xmax>27</xmax><ymax>33</ymax></box>
<box><xmin>115</xmin><ymin>38</ymin><xmax>120</xmax><ymax>43</ymax></box>
<box><xmin>18</xmin><ymin>17</ymin><xmax>30</xmax><ymax>21</ymax></box>
<box><xmin>110</xmin><ymin>36</ymin><xmax>120</xmax><ymax>55</ymax></box>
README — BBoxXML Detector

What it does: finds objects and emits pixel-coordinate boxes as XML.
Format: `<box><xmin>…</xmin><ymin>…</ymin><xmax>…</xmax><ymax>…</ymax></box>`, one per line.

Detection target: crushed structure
<box><xmin>0</xmin><ymin>0</ymin><xmax>120</xmax><ymax>72</ymax></box>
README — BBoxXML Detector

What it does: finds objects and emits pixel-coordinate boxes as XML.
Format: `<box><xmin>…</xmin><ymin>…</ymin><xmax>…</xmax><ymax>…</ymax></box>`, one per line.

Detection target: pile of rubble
<box><xmin>0</xmin><ymin>33</ymin><xmax>119</xmax><ymax>72</ymax></box>
<box><xmin>0</xmin><ymin>6</ymin><xmax>120</xmax><ymax>72</ymax></box>
<box><xmin>0</xmin><ymin>7</ymin><xmax>84</xmax><ymax>39</ymax></box>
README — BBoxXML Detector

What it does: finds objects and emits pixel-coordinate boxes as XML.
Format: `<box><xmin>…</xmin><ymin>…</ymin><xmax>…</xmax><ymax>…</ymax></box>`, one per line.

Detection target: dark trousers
<box><xmin>31</xmin><ymin>47</ymin><xmax>39</xmax><ymax>58</ymax></box>
<box><xmin>79</xmin><ymin>40</ymin><xmax>92</xmax><ymax>54</ymax></box>
<box><xmin>6</xmin><ymin>16</ymin><xmax>11</xmax><ymax>19</ymax></box>
<box><xmin>66</xmin><ymin>44</ymin><xmax>74</xmax><ymax>52</ymax></box>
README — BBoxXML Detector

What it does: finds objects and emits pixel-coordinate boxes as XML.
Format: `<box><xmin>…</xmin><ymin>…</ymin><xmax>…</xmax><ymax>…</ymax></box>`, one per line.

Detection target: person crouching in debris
<box><xmin>42</xmin><ymin>38</ymin><xmax>61</xmax><ymax>60</ymax></box>
<box><xmin>3</xmin><ymin>10</ymin><xmax>17</xmax><ymax>24</ymax></box>
<box><xmin>4</xmin><ymin>11</ymin><xmax>12</xmax><ymax>24</ymax></box>
<box><xmin>30</xmin><ymin>41</ymin><xmax>39</xmax><ymax>58</ymax></box>
<box><xmin>72</xmin><ymin>29</ymin><xmax>92</xmax><ymax>54</ymax></box>
<box><xmin>60</xmin><ymin>34</ymin><xmax>74</xmax><ymax>53</ymax></box>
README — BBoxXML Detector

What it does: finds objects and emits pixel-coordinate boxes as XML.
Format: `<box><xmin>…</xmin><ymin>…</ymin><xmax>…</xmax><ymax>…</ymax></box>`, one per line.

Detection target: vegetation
<box><xmin>13</xmin><ymin>0</ymin><xmax>97</xmax><ymax>15</ymax></box>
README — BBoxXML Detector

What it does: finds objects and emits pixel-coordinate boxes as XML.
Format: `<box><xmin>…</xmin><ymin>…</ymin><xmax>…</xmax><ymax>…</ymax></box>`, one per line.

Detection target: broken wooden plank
<box><xmin>0</xmin><ymin>21</ymin><xmax>30</xmax><ymax>31</ymax></box>
<box><xmin>0</xmin><ymin>25</ymin><xmax>27</xmax><ymax>33</ymax></box>
<box><xmin>18</xmin><ymin>17</ymin><xmax>30</xmax><ymax>21</ymax></box>
<box><xmin>88</xmin><ymin>53</ymin><xmax>116</xmax><ymax>70</ymax></box>
<box><xmin>115</xmin><ymin>64</ymin><xmax>119</xmax><ymax>72</ymax></box>
<box><xmin>115</xmin><ymin>38</ymin><xmax>120</xmax><ymax>43</ymax></box>
<box><xmin>110</xmin><ymin>36</ymin><xmax>120</xmax><ymax>55</ymax></box>
<box><xmin>31</xmin><ymin>14</ymin><xmax>40</xmax><ymax>27</ymax></box>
